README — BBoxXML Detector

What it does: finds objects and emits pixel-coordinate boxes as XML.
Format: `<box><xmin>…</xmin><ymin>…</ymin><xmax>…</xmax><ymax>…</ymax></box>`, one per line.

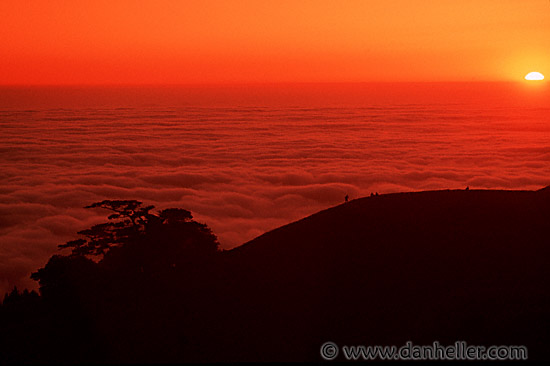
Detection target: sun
<box><xmin>525</xmin><ymin>72</ymin><xmax>544</xmax><ymax>81</ymax></box>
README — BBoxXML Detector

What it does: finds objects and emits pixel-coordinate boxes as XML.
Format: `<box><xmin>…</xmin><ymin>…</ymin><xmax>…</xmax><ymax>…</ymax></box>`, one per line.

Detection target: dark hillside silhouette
<box><xmin>1</xmin><ymin>189</ymin><xmax>550</xmax><ymax>362</ymax></box>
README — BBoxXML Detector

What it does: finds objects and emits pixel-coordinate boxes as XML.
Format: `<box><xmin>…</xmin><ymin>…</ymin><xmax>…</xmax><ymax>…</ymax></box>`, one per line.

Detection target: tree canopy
<box><xmin>57</xmin><ymin>200</ymin><xmax>216</xmax><ymax>258</ymax></box>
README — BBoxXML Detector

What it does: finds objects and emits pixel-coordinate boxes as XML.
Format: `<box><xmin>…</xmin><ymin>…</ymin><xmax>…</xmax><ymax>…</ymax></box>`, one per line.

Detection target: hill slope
<box><xmin>221</xmin><ymin>188</ymin><xmax>550</xmax><ymax>361</ymax></box>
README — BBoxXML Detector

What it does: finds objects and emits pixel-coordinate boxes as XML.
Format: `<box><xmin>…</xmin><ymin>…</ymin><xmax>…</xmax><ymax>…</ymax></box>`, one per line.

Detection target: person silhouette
<box><xmin>345</xmin><ymin>194</ymin><xmax>349</xmax><ymax>202</ymax></box>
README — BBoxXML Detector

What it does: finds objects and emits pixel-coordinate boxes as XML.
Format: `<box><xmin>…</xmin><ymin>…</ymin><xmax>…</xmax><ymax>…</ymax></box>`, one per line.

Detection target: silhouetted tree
<box><xmin>158</xmin><ymin>207</ymin><xmax>193</xmax><ymax>223</ymax></box>
<box><xmin>8</xmin><ymin>199</ymin><xmax>223</xmax><ymax>363</ymax></box>
<box><xmin>30</xmin><ymin>254</ymin><xmax>99</xmax><ymax>300</ymax></box>
<box><xmin>56</xmin><ymin>200</ymin><xmax>219</xmax><ymax>262</ymax></box>
<box><xmin>58</xmin><ymin>200</ymin><xmax>156</xmax><ymax>256</ymax></box>
<box><xmin>1</xmin><ymin>287</ymin><xmax>40</xmax><ymax>308</ymax></box>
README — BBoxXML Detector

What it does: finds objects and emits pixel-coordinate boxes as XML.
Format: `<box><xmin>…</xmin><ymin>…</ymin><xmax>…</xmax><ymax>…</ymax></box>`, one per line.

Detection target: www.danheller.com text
<box><xmin>320</xmin><ymin>341</ymin><xmax>528</xmax><ymax>361</ymax></box>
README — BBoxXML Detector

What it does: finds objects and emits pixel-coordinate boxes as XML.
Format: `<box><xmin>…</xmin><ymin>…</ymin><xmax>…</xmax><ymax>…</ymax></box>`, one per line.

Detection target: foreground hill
<box><xmin>1</xmin><ymin>188</ymin><xmax>549</xmax><ymax>362</ymax></box>
<box><xmin>221</xmin><ymin>188</ymin><xmax>550</xmax><ymax>361</ymax></box>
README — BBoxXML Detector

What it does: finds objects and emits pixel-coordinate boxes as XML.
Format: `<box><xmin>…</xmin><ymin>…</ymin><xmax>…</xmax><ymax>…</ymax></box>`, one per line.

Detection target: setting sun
<box><xmin>525</xmin><ymin>72</ymin><xmax>545</xmax><ymax>81</ymax></box>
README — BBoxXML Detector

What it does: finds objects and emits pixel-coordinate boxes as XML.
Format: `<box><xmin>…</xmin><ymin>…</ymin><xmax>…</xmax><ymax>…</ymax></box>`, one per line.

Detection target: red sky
<box><xmin>0</xmin><ymin>0</ymin><xmax>549</xmax><ymax>84</ymax></box>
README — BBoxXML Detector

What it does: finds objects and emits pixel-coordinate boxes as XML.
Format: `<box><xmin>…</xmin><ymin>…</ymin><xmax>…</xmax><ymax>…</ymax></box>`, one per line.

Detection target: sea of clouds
<box><xmin>1</xmin><ymin>84</ymin><xmax>549</xmax><ymax>294</ymax></box>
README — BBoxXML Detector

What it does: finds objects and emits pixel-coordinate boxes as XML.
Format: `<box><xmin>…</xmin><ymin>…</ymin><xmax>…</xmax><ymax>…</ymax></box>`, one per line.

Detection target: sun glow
<box><xmin>525</xmin><ymin>72</ymin><xmax>545</xmax><ymax>81</ymax></box>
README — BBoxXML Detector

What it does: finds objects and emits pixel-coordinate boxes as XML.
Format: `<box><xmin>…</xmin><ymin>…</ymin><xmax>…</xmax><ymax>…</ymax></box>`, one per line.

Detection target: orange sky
<box><xmin>0</xmin><ymin>0</ymin><xmax>548</xmax><ymax>84</ymax></box>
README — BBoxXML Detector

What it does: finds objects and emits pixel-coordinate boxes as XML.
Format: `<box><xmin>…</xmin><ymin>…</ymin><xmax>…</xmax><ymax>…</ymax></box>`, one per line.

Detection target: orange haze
<box><xmin>0</xmin><ymin>0</ymin><xmax>549</xmax><ymax>84</ymax></box>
